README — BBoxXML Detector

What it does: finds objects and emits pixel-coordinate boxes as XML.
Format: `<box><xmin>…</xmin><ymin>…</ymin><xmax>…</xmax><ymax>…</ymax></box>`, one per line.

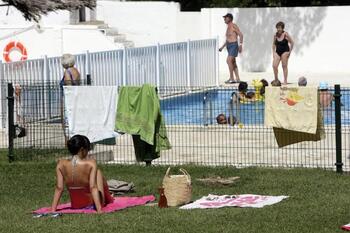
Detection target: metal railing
<box><xmin>5</xmin><ymin>84</ymin><xmax>350</xmax><ymax>173</ymax></box>
<box><xmin>0</xmin><ymin>38</ymin><xmax>218</xmax><ymax>129</ymax></box>
<box><xmin>0</xmin><ymin>38</ymin><xmax>218</xmax><ymax>87</ymax></box>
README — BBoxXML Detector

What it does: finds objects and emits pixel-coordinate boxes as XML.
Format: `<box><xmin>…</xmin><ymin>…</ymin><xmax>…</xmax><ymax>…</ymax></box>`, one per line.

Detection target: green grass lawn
<box><xmin>1</xmin><ymin>159</ymin><xmax>350</xmax><ymax>233</ymax></box>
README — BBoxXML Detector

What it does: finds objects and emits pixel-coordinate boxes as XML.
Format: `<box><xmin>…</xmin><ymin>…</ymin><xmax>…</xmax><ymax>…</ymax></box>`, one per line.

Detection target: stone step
<box><xmin>77</xmin><ymin>20</ymin><xmax>105</xmax><ymax>25</ymax></box>
<box><xmin>97</xmin><ymin>24</ymin><xmax>109</xmax><ymax>29</ymax></box>
<box><xmin>105</xmin><ymin>28</ymin><xmax>119</xmax><ymax>36</ymax></box>
<box><xmin>123</xmin><ymin>41</ymin><xmax>135</xmax><ymax>48</ymax></box>
<box><xmin>113</xmin><ymin>34</ymin><xmax>127</xmax><ymax>43</ymax></box>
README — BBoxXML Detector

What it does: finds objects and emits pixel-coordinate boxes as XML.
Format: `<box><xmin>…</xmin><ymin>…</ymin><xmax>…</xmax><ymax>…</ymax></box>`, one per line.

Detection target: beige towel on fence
<box><xmin>265</xmin><ymin>86</ymin><xmax>325</xmax><ymax>147</ymax></box>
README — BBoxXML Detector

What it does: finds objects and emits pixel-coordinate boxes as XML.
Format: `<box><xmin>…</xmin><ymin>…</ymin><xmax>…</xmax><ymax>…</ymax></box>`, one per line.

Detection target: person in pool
<box><xmin>260</xmin><ymin>79</ymin><xmax>269</xmax><ymax>96</ymax></box>
<box><xmin>216</xmin><ymin>113</ymin><xmax>237</xmax><ymax>125</ymax></box>
<box><xmin>238</xmin><ymin>82</ymin><xmax>256</xmax><ymax>102</ymax></box>
<box><xmin>272</xmin><ymin>21</ymin><xmax>294</xmax><ymax>85</ymax></box>
<box><xmin>50</xmin><ymin>135</ymin><xmax>113</xmax><ymax>213</ymax></box>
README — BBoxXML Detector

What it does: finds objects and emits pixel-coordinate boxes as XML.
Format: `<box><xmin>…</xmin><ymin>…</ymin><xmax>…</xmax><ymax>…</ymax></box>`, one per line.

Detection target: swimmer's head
<box><xmin>246</xmin><ymin>91</ymin><xmax>255</xmax><ymax>99</ymax></box>
<box><xmin>216</xmin><ymin>114</ymin><xmax>227</xmax><ymax>124</ymax></box>
<box><xmin>260</xmin><ymin>79</ymin><xmax>269</xmax><ymax>87</ymax></box>
<box><xmin>238</xmin><ymin>82</ymin><xmax>248</xmax><ymax>93</ymax></box>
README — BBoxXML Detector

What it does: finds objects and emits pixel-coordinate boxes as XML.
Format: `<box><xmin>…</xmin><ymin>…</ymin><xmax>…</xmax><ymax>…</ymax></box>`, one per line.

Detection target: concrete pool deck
<box><xmin>109</xmin><ymin>124</ymin><xmax>350</xmax><ymax>171</ymax></box>
<box><xmin>4</xmin><ymin>122</ymin><xmax>350</xmax><ymax>171</ymax></box>
<box><xmin>220</xmin><ymin>72</ymin><xmax>350</xmax><ymax>87</ymax></box>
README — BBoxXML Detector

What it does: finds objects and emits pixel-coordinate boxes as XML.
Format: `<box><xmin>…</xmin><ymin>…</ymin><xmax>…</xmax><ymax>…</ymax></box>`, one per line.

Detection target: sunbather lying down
<box><xmin>51</xmin><ymin>135</ymin><xmax>113</xmax><ymax>213</ymax></box>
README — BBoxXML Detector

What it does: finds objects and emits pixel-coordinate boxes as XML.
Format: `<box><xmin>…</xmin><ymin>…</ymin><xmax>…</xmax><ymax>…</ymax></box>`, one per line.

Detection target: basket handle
<box><xmin>165</xmin><ymin>167</ymin><xmax>171</xmax><ymax>177</ymax></box>
<box><xmin>179</xmin><ymin>168</ymin><xmax>191</xmax><ymax>183</ymax></box>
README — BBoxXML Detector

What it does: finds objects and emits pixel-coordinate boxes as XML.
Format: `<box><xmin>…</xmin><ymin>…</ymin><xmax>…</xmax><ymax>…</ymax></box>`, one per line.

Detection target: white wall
<box><xmin>1</xmin><ymin>0</ymin><xmax>349</xmax><ymax>76</ymax></box>
<box><xmin>96</xmin><ymin>2</ymin><xmax>350</xmax><ymax>76</ymax></box>
<box><xmin>201</xmin><ymin>7</ymin><xmax>350</xmax><ymax>76</ymax></box>
<box><xmin>96</xmin><ymin>1</ymin><xmax>180</xmax><ymax>47</ymax></box>
<box><xmin>0</xmin><ymin>26</ymin><xmax>120</xmax><ymax>60</ymax></box>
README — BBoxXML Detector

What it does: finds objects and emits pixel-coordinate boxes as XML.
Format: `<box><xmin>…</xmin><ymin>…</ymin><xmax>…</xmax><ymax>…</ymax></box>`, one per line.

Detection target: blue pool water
<box><xmin>160</xmin><ymin>89</ymin><xmax>350</xmax><ymax>125</ymax></box>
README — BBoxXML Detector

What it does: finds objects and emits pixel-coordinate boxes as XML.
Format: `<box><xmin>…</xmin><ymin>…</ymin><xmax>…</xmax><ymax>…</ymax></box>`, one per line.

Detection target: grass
<box><xmin>1</xmin><ymin>158</ymin><xmax>350</xmax><ymax>233</ymax></box>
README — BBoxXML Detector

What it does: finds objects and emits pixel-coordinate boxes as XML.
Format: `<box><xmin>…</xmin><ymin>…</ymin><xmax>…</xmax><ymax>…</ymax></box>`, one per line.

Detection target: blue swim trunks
<box><xmin>226</xmin><ymin>42</ymin><xmax>239</xmax><ymax>57</ymax></box>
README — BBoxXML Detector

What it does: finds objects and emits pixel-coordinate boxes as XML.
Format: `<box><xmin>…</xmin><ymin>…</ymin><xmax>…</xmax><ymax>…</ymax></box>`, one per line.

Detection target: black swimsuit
<box><xmin>275</xmin><ymin>33</ymin><xmax>290</xmax><ymax>57</ymax></box>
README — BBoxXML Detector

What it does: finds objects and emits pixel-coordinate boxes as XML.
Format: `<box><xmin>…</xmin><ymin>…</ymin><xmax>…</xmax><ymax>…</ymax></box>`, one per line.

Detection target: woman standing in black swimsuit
<box><xmin>272</xmin><ymin>21</ymin><xmax>294</xmax><ymax>85</ymax></box>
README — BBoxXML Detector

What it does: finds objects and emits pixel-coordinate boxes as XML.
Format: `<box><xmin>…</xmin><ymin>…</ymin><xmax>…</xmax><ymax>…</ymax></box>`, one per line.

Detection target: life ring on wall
<box><xmin>3</xmin><ymin>41</ymin><xmax>28</xmax><ymax>63</ymax></box>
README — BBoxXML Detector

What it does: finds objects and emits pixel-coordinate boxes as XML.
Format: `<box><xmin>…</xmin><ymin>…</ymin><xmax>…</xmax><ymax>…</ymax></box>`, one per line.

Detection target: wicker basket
<box><xmin>162</xmin><ymin>167</ymin><xmax>192</xmax><ymax>207</ymax></box>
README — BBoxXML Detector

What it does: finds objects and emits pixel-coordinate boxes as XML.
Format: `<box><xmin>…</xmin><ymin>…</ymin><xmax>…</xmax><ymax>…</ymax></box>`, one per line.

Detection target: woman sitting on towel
<box><xmin>51</xmin><ymin>135</ymin><xmax>113</xmax><ymax>213</ymax></box>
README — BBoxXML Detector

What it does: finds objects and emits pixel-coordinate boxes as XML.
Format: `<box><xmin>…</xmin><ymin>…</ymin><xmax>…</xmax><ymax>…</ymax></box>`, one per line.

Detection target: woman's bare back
<box><xmin>58</xmin><ymin>158</ymin><xmax>94</xmax><ymax>188</ymax></box>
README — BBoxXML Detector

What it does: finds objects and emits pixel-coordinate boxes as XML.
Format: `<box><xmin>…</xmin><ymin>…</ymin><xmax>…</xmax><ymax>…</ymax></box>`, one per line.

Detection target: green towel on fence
<box><xmin>115</xmin><ymin>84</ymin><xmax>171</xmax><ymax>161</ymax></box>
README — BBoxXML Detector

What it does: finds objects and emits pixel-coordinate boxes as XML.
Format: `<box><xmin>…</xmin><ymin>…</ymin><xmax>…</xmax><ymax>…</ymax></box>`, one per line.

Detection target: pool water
<box><xmin>160</xmin><ymin>89</ymin><xmax>349</xmax><ymax>125</ymax></box>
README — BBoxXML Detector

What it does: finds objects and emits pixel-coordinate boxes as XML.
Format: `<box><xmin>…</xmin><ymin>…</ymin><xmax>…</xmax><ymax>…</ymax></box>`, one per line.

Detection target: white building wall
<box><xmin>205</xmin><ymin>7</ymin><xmax>350</xmax><ymax>75</ymax></box>
<box><xmin>0</xmin><ymin>26</ymin><xmax>120</xmax><ymax>60</ymax></box>
<box><xmin>96</xmin><ymin>1</ymin><xmax>179</xmax><ymax>47</ymax></box>
<box><xmin>0</xmin><ymin>0</ymin><xmax>349</xmax><ymax>77</ymax></box>
<box><xmin>96</xmin><ymin>2</ymin><xmax>350</xmax><ymax>76</ymax></box>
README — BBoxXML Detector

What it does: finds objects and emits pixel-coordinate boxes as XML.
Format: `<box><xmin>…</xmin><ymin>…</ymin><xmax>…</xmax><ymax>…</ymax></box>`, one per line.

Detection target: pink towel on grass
<box><xmin>33</xmin><ymin>195</ymin><xmax>155</xmax><ymax>214</ymax></box>
<box><xmin>342</xmin><ymin>223</ymin><xmax>350</xmax><ymax>231</ymax></box>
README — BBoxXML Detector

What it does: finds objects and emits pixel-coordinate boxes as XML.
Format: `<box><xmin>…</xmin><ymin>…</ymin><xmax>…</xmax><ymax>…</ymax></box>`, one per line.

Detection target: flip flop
<box><xmin>225</xmin><ymin>80</ymin><xmax>236</xmax><ymax>84</ymax></box>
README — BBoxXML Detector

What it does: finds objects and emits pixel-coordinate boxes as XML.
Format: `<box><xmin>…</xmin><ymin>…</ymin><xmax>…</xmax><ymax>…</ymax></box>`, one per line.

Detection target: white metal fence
<box><xmin>0</xmin><ymin>38</ymin><xmax>218</xmax><ymax>87</ymax></box>
<box><xmin>0</xmin><ymin>38</ymin><xmax>218</xmax><ymax>129</ymax></box>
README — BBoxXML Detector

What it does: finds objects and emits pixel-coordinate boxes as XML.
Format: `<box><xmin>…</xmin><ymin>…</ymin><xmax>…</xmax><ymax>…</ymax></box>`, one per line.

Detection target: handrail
<box><xmin>229</xmin><ymin>91</ymin><xmax>240</xmax><ymax>126</ymax></box>
<box><xmin>0</xmin><ymin>24</ymin><xmax>42</xmax><ymax>42</ymax></box>
<box><xmin>203</xmin><ymin>91</ymin><xmax>212</xmax><ymax>126</ymax></box>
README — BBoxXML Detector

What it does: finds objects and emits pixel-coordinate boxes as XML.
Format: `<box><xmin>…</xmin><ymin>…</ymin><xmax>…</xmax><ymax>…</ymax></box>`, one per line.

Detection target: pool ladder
<box><xmin>203</xmin><ymin>92</ymin><xmax>213</xmax><ymax>126</ymax></box>
<box><xmin>228</xmin><ymin>91</ymin><xmax>240</xmax><ymax>125</ymax></box>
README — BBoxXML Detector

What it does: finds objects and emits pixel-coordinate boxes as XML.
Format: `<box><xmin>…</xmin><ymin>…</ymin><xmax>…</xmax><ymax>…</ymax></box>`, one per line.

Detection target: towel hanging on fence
<box><xmin>265</xmin><ymin>86</ymin><xmax>319</xmax><ymax>134</ymax></box>
<box><xmin>265</xmin><ymin>86</ymin><xmax>325</xmax><ymax>147</ymax></box>
<box><xmin>115</xmin><ymin>84</ymin><xmax>171</xmax><ymax>162</ymax></box>
<box><xmin>64</xmin><ymin>86</ymin><xmax>119</xmax><ymax>143</ymax></box>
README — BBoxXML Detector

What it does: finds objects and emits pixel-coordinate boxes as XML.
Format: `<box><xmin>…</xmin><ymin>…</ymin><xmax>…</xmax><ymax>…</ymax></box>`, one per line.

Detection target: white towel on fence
<box><xmin>64</xmin><ymin>86</ymin><xmax>119</xmax><ymax>143</ymax></box>
<box><xmin>180</xmin><ymin>194</ymin><xmax>288</xmax><ymax>209</ymax></box>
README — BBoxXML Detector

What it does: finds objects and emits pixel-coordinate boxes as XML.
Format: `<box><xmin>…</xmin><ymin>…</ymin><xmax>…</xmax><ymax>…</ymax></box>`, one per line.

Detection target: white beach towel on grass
<box><xmin>64</xmin><ymin>86</ymin><xmax>119</xmax><ymax>143</ymax></box>
<box><xmin>180</xmin><ymin>194</ymin><xmax>288</xmax><ymax>209</ymax></box>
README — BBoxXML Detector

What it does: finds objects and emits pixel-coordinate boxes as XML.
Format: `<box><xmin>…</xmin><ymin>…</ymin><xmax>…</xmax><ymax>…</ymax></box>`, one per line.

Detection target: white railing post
<box><xmin>156</xmin><ymin>43</ymin><xmax>160</xmax><ymax>89</ymax></box>
<box><xmin>0</xmin><ymin>60</ymin><xmax>4</xmax><ymax>128</ymax></box>
<box><xmin>85</xmin><ymin>50</ymin><xmax>91</xmax><ymax>85</ymax></box>
<box><xmin>215</xmin><ymin>36</ymin><xmax>220</xmax><ymax>87</ymax></box>
<box><xmin>43</xmin><ymin>55</ymin><xmax>49</xmax><ymax>117</ymax></box>
<box><xmin>122</xmin><ymin>47</ymin><xmax>127</xmax><ymax>86</ymax></box>
<box><xmin>43</xmin><ymin>55</ymin><xmax>49</xmax><ymax>83</ymax></box>
<box><xmin>186</xmin><ymin>39</ymin><xmax>191</xmax><ymax>89</ymax></box>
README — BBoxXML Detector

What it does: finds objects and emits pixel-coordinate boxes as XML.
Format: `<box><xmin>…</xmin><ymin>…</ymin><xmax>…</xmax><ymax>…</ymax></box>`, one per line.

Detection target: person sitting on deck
<box><xmin>298</xmin><ymin>76</ymin><xmax>307</xmax><ymax>86</ymax></box>
<box><xmin>50</xmin><ymin>135</ymin><xmax>113</xmax><ymax>213</ymax></box>
<box><xmin>319</xmin><ymin>81</ymin><xmax>333</xmax><ymax>108</ymax></box>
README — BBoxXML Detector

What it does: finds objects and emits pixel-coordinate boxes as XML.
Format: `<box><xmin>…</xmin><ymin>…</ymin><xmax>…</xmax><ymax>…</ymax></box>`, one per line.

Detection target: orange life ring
<box><xmin>3</xmin><ymin>41</ymin><xmax>28</xmax><ymax>63</ymax></box>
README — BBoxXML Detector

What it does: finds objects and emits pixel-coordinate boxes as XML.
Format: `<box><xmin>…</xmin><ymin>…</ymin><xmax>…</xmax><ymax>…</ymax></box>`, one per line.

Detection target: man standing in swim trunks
<box><xmin>219</xmin><ymin>13</ymin><xmax>243</xmax><ymax>84</ymax></box>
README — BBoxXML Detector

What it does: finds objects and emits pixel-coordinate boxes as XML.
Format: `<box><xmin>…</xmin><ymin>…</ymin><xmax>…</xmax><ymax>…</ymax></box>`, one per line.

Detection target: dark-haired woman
<box><xmin>50</xmin><ymin>135</ymin><xmax>113</xmax><ymax>213</ymax></box>
<box><xmin>272</xmin><ymin>21</ymin><xmax>294</xmax><ymax>85</ymax></box>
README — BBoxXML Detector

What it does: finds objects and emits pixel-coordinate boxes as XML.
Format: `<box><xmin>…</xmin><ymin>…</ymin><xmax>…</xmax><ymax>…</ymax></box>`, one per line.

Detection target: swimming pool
<box><xmin>160</xmin><ymin>88</ymin><xmax>350</xmax><ymax>125</ymax></box>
